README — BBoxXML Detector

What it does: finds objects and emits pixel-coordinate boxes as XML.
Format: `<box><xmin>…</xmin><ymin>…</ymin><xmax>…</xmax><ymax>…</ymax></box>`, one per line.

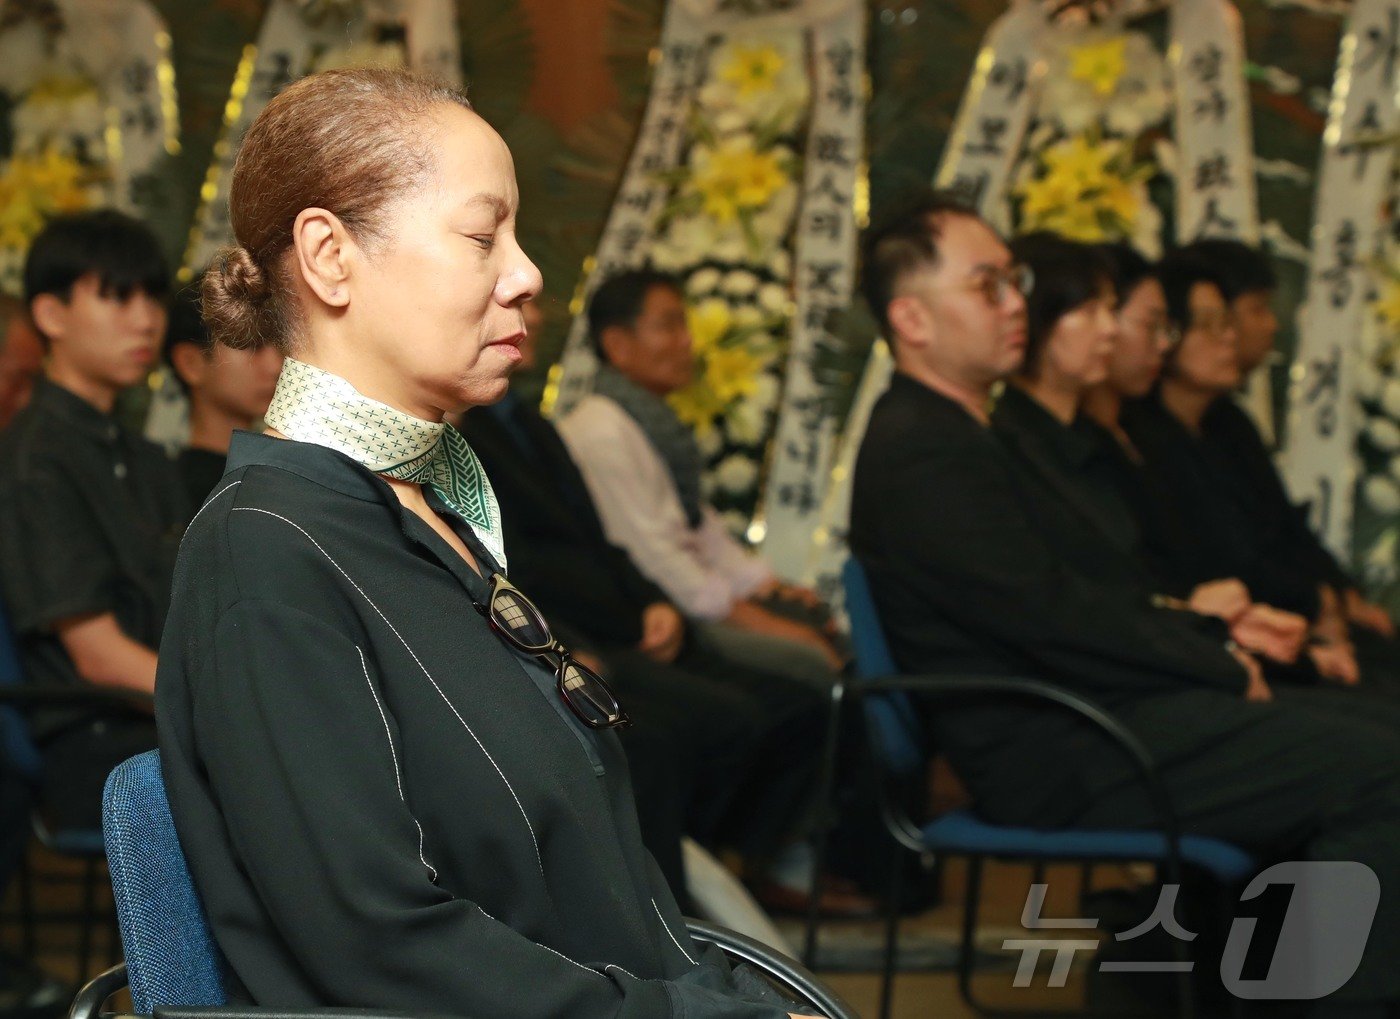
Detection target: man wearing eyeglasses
<box><xmin>849</xmin><ymin>190</ymin><xmax>1400</xmax><ymax>1018</ymax></box>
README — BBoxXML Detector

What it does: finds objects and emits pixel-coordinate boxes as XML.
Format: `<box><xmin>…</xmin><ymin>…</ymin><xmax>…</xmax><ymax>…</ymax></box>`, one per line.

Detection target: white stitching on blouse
<box><xmin>604</xmin><ymin>963</ymin><xmax>640</xmax><ymax>981</ymax></box>
<box><xmin>231</xmin><ymin>506</ymin><xmax>545</xmax><ymax>877</ymax></box>
<box><xmin>356</xmin><ymin>645</ymin><xmax>438</xmax><ymax>883</ymax></box>
<box><xmin>474</xmin><ymin>904</ymin><xmax>608</xmax><ymax>981</ymax></box>
<box><xmin>652</xmin><ymin>898</ymin><xmax>698</xmax><ymax>966</ymax></box>
<box><xmin>185</xmin><ymin>480</ymin><xmax>242</xmax><ymax>535</ymax></box>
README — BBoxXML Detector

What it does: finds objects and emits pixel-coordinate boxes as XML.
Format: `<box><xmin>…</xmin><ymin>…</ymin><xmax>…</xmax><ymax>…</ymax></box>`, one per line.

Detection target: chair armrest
<box><xmin>851</xmin><ymin>674</ymin><xmax>1186</xmax><ymax>885</ymax></box>
<box><xmin>685</xmin><ymin>919</ymin><xmax>857</xmax><ymax>1019</ymax></box>
<box><xmin>0</xmin><ymin>684</ymin><xmax>154</xmax><ymax>709</ymax></box>
<box><xmin>70</xmin><ymin>964</ymin><xmax>129</xmax><ymax>1019</ymax></box>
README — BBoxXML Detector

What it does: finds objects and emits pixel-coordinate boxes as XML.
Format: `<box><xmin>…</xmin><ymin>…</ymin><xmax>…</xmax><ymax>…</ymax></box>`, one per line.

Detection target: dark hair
<box><xmin>1157</xmin><ymin>250</ymin><xmax>1229</xmax><ymax>377</ymax></box>
<box><xmin>1157</xmin><ymin>250</ymin><xmax>1227</xmax><ymax>330</ymax></box>
<box><xmin>586</xmin><ymin>269</ymin><xmax>682</xmax><ymax>361</ymax></box>
<box><xmin>204</xmin><ymin>68</ymin><xmax>473</xmax><ymax>354</ymax></box>
<box><xmin>1178</xmin><ymin>238</ymin><xmax>1276</xmax><ymax>302</ymax></box>
<box><xmin>162</xmin><ymin>273</ymin><xmax>211</xmax><ymax>394</ymax></box>
<box><xmin>1009</xmin><ymin>232</ymin><xmax>1112</xmax><ymax>378</ymax></box>
<box><xmin>23</xmin><ymin>210</ymin><xmax>170</xmax><ymax>344</ymax></box>
<box><xmin>859</xmin><ymin>188</ymin><xmax>981</xmax><ymax>336</ymax></box>
<box><xmin>1097</xmin><ymin>242</ymin><xmax>1158</xmax><ymax>303</ymax></box>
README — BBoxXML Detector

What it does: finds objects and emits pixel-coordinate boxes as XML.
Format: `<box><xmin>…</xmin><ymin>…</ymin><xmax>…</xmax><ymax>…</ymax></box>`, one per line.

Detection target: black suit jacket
<box><xmin>458</xmin><ymin>401</ymin><xmax>665</xmax><ymax>647</ymax></box>
<box><xmin>1201</xmin><ymin>397</ymin><xmax>1353</xmax><ymax>593</ymax></box>
<box><xmin>850</xmin><ymin>374</ymin><xmax>1245</xmax><ymax>822</ymax></box>
<box><xmin>1122</xmin><ymin>396</ymin><xmax>1323</xmax><ymax>617</ymax></box>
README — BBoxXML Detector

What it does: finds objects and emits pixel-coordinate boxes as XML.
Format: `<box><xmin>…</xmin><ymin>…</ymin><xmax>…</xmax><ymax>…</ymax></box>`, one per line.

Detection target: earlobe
<box><xmin>29</xmin><ymin>294</ymin><xmax>66</xmax><ymax>344</ymax></box>
<box><xmin>599</xmin><ymin>326</ymin><xmax>630</xmax><ymax>370</ymax></box>
<box><xmin>887</xmin><ymin>295</ymin><xmax>930</xmax><ymax>346</ymax></box>
<box><xmin>291</xmin><ymin>208</ymin><xmax>352</xmax><ymax>310</ymax></box>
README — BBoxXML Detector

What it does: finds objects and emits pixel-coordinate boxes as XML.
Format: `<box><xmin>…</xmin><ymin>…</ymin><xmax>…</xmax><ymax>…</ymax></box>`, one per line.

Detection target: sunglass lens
<box><xmin>561</xmin><ymin>660</ymin><xmax>623</xmax><ymax>727</ymax></box>
<box><xmin>491</xmin><ymin>588</ymin><xmax>551</xmax><ymax>651</ymax></box>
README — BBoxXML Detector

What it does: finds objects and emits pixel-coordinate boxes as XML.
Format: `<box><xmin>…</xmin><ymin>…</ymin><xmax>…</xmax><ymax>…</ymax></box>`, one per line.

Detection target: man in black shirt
<box><xmin>850</xmin><ymin>191</ymin><xmax>1400</xmax><ymax>1016</ymax></box>
<box><xmin>1182</xmin><ymin>238</ymin><xmax>1396</xmax><ymax>640</ymax></box>
<box><xmin>163</xmin><ymin>273</ymin><xmax>283</xmax><ymax>507</ymax></box>
<box><xmin>457</xmin><ymin>305</ymin><xmax>867</xmax><ymax>916</ymax></box>
<box><xmin>0</xmin><ymin>210</ymin><xmax>186</xmax><ymax>829</ymax></box>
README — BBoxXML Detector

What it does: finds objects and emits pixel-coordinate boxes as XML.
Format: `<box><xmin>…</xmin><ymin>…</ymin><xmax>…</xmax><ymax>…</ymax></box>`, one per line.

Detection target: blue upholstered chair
<box><xmin>0</xmin><ymin>600</ymin><xmax>129</xmax><ymax>973</ymax></box>
<box><xmin>74</xmin><ymin>750</ymin><xmax>856</xmax><ymax>1019</ymax></box>
<box><xmin>803</xmin><ymin>558</ymin><xmax>1256</xmax><ymax>1019</ymax></box>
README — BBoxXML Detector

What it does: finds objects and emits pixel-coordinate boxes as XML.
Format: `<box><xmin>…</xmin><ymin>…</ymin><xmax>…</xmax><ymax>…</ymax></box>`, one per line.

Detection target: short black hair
<box><xmin>1178</xmin><ymin>238</ymin><xmax>1276</xmax><ymax>302</ymax></box>
<box><xmin>1157</xmin><ymin>250</ymin><xmax>1228</xmax><ymax>330</ymax></box>
<box><xmin>23</xmin><ymin>210</ymin><xmax>170</xmax><ymax>317</ymax></box>
<box><xmin>163</xmin><ymin>273</ymin><xmax>211</xmax><ymax>394</ymax></box>
<box><xmin>1096</xmin><ymin>242</ymin><xmax>1158</xmax><ymax>303</ymax></box>
<box><xmin>860</xmin><ymin>188</ymin><xmax>981</xmax><ymax>337</ymax></box>
<box><xmin>586</xmin><ymin>269</ymin><xmax>683</xmax><ymax>362</ymax></box>
<box><xmin>1010</xmin><ymin>232</ymin><xmax>1113</xmax><ymax>378</ymax></box>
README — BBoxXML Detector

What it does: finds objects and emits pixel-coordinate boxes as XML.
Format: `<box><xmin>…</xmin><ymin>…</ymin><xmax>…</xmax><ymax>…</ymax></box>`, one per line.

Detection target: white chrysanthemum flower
<box><xmin>1356</xmin><ymin>361</ymin><xmax>1386</xmax><ymax>404</ymax></box>
<box><xmin>713</xmin><ymin>452</ymin><xmax>760</xmax><ymax>494</ymax></box>
<box><xmin>731</xmin><ymin>306</ymin><xmax>764</xmax><ymax>328</ymax></box>
<box><xmin>725</xmin><ymin>398</ymin><xmax>769</xmax><ymax>446</ymax></box>
<box><xmin>687</xmin><ymin>267</ymin><xmax>723</xmax><ymax>296</ymax></box>
<box><xmin>758</xmin><ymin>282</ymin><xmax>789</xmax><ymax>315</ymax></box>
<box><xmin>1364</xmin><ymin>474</ymin><xmax>1400</xmax><ymax>516</ymax></box>
<box><xmin>696</xmin><ymin>424</ymin><xmax>724</xmax><ymax>459</ymax></box>
<box><xmin>1367</xmin><ymin>416</ymin><xmax>1400</xmax><ymax>452</ymax></box>
<box><xmin>722</xmin><ymin>270</ymin><xmax>759</xmax><ymax>297</ymax></box>
<box><xmin>751</xmin><ymin>373</ymin><xmax>781</xmax><ymax>410</ymax></box>
<box><xmin>1381</xmin><ymin>378</ymin><xmax>1400</xmax><ymax>420</ymax></box>
<box><xmin>697</xmin><ymin>34</ymin><xmax>809</xmax><ymax>133</ymax></box>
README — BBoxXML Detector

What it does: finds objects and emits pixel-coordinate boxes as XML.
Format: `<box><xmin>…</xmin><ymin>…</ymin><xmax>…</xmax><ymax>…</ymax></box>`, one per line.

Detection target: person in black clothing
<box><xmin>158</xmin><ymin>69</ymin><xmax>817</xmax><ymax>1019</ymax></box>
<box><xmin>456</xmin><ymin>304</ymin><xmax>855</xmax><ymax>916</ymax></box>
<box><xmin>850</xmin><ymin>190</ymin><xmax>1400</xmax><ymax>1017</ymax></box>
<box><xmin>0</xmin><ymin>210</ymin><xmax>185</xmax><ymax>830</ymax></box>
<box><xmin>1183</xmin><ymin>238</ymin><xmax>1397</xmax><ymax>644</ymax></box>
<box><xmin>1121</xmin><ymin>252</ymin><xmax>1374</xmax><ymax>686</ymax></box>
<box><xmin>163</xmin><ymin>272</ymin><xmax>283</xmax><ymax>506</ymax></box>
<box><xmin>994</xmin><ymin>234</ymin><xmax>1310</xmax><ymax>672</ymax></box>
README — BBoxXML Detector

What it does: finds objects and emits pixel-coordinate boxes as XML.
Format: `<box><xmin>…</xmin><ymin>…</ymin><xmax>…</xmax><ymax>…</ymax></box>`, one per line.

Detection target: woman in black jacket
<box><xmin>155</xmin><ymin>67</ymin><xmax>815</xmax><ymax>1019</ymax></box>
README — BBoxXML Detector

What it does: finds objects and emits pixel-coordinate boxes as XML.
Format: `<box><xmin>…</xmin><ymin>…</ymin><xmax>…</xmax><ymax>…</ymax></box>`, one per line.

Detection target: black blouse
<box><xmin>156</xmin><ymin>432</ymin><xmax>790</xmax><ymax>1019</ymax></box>
<box><xmin>0</xmin><ymin>378</ymin><xmax>187</xmax><ymax>738</ymax></box>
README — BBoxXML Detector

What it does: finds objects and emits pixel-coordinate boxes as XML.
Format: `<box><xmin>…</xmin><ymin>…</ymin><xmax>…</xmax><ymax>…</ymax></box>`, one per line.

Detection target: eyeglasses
<box><xmin>475</xmin><ymin>573</ymin><xmax>630</xmax><ymax>730</ymax></box>
<box><xmin>1121</xmin><ymin>315</ymin><xmax>1175</xmax><ymax>345</ymax></box>
<box><xmin>937</xmin><ymin>264</ymin><xmax>1035</xmax><ymax>307</ymax></box>
<box><xmin>1165</xmin><ymin>314</ymin><xmax>1232</xmax><ymax>348</ymax></box>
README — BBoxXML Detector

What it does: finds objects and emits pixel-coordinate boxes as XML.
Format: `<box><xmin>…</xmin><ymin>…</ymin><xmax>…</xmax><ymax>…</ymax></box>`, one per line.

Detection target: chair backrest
<box><xmin>0</xmin><ymin>602</ymin><xmax>41</xmax><ymax>782</ymax></box>
<box><xmin>102</xmin><ymin>751</ymin><xmax>228</xmax><ymax>1013</ymax></box>
<box><xmin>841</xmin><ymin>558</ymin><xmax>925</xmax><ymax>775</ymax></box>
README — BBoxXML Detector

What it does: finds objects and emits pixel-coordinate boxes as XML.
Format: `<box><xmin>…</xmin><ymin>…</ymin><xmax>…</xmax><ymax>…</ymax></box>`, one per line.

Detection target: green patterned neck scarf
<box><xmin>264</xmin><ymin>358</ymin><xmax>507</xmax><ymax>571</ymax></box>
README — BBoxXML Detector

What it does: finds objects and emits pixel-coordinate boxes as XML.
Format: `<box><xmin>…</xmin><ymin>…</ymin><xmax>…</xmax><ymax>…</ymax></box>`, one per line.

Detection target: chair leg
<box><xmin>77</xmin><ymin>858</ymin><xmax>97</xmax><ymax>979</ymax></box>
<box><xmin>878</xmin><ymin>840</ymin><xmax>904</xmax><ymax>1019</ymax></box>
<box><xmin>18</xmin><ymin>848</ymin><xmax>34</xmax><ymax>960</ymax></box>
<box><xmin>802</xmin><ymin>679</ymin><xmax>846</xmax><ymax>969</ymax></box>
<box><xmin>957</xmin><ymin>855</ymin><xmax>984</xmax><ymax>1012</ymax></box>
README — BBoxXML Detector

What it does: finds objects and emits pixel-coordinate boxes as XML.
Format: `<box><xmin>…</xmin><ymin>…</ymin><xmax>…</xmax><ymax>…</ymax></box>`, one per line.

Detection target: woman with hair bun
<box><xmin>156</xmin><ymin>68</ymin><xmax>816</xmax><ymax>1019</ymax></box>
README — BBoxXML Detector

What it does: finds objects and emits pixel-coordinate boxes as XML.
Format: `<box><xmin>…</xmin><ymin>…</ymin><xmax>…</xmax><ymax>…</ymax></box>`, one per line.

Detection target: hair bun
<box><xmin>216</xmin><ymin>247</ymin><xmax>270</xmax><ymax>304</ymax></box>
<box><xmin>202</xmin><ymin>246</ymin><xmax>275</xmax><ymax>351</ymax></box>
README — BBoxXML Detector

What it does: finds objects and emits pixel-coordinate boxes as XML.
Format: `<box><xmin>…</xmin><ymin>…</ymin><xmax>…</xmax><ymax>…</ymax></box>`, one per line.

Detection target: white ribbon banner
<box><xmin>1170</xmin><ymin>0</ymin><xmax>1259</xmax><ymax>246</ymax></box>
<box><xmin>801</xmin><ymin>0</ymin><xmax>1049</xmax><ymax>596</ymax></box>
<box><xmin>547</xmin><ymin>0</ymin><xmax>710</xmax><ymax>414</ymax></box>
<box><xmin>757</xmin><ymin>4</ymin><xmax>866</xmax><ymax>577</ymax></box>
<box><xmin>1280</xmin><ymin>0</ymin><xmax>1400</xmax><ymax>556</ymax></box>
<box><xmin>803</xmin><ymin>0</ymin><xmax>1261</xmax><ymax>601</ymax></box>
<box><xmin>180</xmin><ymin>0</ymin><xmax>462</xmax><ymax>276</ymax></box>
